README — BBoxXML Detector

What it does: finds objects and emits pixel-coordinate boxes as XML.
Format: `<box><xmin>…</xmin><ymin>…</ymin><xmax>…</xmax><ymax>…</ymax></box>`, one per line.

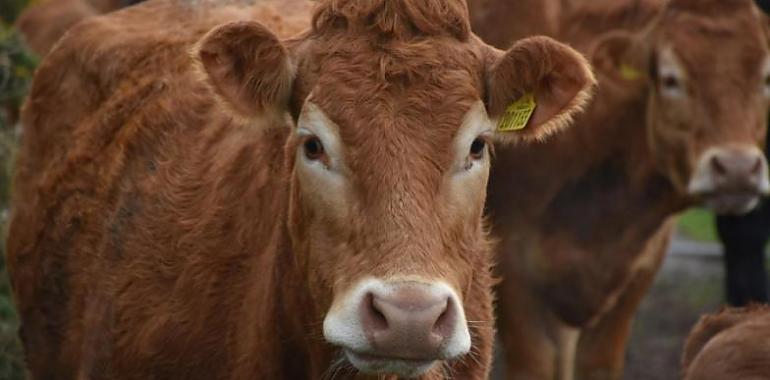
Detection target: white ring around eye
<box><xmin>659</xmin><ymin>74</ymin><xmax>685</xmax><ymax>98</ymax></box>
<box><xmin>657</xmin><ymin>46</ymin><xmax>686</xmax><ymax>99</ymax></box>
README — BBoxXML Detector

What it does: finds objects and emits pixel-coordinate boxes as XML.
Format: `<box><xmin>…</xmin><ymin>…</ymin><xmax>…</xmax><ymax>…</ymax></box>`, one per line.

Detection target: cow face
<box><xmin>195</xmin><ymin>5</ymin><xmax>594</xmax><ymax>376</ymax></box>
<box><xmin>593</xmin><ymin>0</ymin><xmax>770</xmax><ymax>214</ymax></box>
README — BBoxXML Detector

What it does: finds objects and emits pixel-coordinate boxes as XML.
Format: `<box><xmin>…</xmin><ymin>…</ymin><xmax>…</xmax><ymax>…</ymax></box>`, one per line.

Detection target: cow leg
<box><xmin>556</xmin><ymin>326</ymin><xmax>580</xmax><ymax>380</ymax></box>
<box><xmin>574</xmin><ymin>224</ymin><xmax>671</xmax><ymax>380</ymax></box>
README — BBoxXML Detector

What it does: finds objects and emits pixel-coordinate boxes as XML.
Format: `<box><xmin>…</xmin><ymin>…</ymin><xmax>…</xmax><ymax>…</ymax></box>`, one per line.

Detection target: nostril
<box><xmin>751</xmin><ymin>157</ymin><xmax>763</xmax><ymax>175</ymax></box>
<box><xmin>711</xmin><ymin>155</ymin><xmax>728</xmax><ymax>176</ymax></box>
<box><xmin>431</xmin><ymin>298</ymin><xmax>454</xmax><ymax>338</ymax></box>
<box><xmin>364</xmin><ymin>293</ymin><xmax>389</xmax><ymax>331</ymax></box>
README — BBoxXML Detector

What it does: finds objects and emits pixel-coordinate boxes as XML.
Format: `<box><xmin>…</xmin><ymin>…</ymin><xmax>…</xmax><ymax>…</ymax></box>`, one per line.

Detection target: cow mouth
<box><xmin>699</xmin><ymin>191</ymin><xmax>762</xmax><ymax>215</ymax></box>
<box><xmin>343</xmin><ymin>349</ymin><xmax>437</xmax><ymax>377</ymax></box>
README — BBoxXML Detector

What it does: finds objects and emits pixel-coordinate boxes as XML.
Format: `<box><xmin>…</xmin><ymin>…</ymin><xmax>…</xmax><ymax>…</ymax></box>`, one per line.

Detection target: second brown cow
<box><xmin>477</xmin><ymin>0</ymin><xmax>770</xmax><ymax>379</ymax></box>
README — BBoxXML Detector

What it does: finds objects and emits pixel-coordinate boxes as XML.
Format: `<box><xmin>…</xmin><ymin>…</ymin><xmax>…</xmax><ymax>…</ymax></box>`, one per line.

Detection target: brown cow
<box><xmin>468</xmin><ymin>0</ymin><xmax>665</xmax><ymax>51</ymax></box>
<box><xmin>479</xmin><ymin>0</ymin><xmax>770</xmax><ymax>379</ymax></box>
<box><xmin>14</xmin><ymin>0</ymin><xmax>141</xmax><ymax>57</ymax></box>
<box><xmin>467</xmin><ymin>0</ymin><xmax>562</xmax><ymax>48</ymax></box>
<box><xmin>6</xmin><ymin>0</ymin><xmax>595</xmax><ymax>378</ymax></box>
<box><xmin>682</xmin><ymin>306</ymin><xmax>770</xmax><ymax>380</ymax></box>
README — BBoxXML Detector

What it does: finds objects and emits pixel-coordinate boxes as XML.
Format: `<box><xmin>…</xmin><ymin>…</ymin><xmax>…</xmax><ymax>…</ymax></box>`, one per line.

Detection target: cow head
<box><xmin>195</xmin><ymin>0</ymin><xmax>594</xmax><ymax>376</ymax></box>
<box><xmin>593</xmin><ymin>0</ymin><xmax>770</xmax><ymax>214</ymax></box>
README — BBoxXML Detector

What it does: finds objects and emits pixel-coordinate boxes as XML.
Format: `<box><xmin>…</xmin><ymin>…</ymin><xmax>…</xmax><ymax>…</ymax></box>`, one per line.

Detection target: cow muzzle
<box><xmin>323</xmin><ymin>279</ymin><xmax>471</xmax><ymax>377</ymax></box>
<box><xmin>688</xmin><ymin>146</ymin><xmax>770</xmax><ymax>214</ymax></box>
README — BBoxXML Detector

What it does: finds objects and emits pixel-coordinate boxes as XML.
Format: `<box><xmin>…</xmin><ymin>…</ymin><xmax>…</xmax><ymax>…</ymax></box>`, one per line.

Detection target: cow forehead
<box><xmin>311</xmin><ymin>89</ymin><xmax>480</xmax><ymax>176</ymax></box>
<box><xmin>307</xmin><ymin>47</ymin><xmax>483</xmax><ymax>158</ymax></box>
<box><xmin>304</xmin><ymin>86</ymin><xmax>484</xmax><ymax>203</ymax></box>
<box><xmin>294</xmin><ymin>31</ymin><xmax>488</xmax><ymax>198</ymax></box>
<box><xmin>659</xmin><ymin>11</ymin><xmax>769</xmax><ymax>75</ymax></box>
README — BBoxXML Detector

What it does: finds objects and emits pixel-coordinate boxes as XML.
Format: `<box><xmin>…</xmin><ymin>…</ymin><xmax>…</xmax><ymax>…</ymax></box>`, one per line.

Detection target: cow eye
<box><xmin>661</xmin><ymin>75</ymin><xmax>680</xmax><ymax>91</ymax></box>
<box><xmin>469</xmin><ymin>137</ymin><xmax>486</xmax><ymax>160</ymax></box>
<box><xmin>303</xmin><ymin>137</ymin><xmax>325</xmax><ymax>161</ymax></box>
<box><xmin>659</xmin><ymin>74</ymin><xmax>684</xmax><ymax>98</ymax></box>
<box><xmin>763</xmin><ymin>74</ymin><xmax>770</xmax><ymax>97</ymax></box>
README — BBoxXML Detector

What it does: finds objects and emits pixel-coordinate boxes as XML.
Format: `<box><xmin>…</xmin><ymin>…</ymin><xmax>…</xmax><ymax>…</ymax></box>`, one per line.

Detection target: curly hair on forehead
<box><xmin>310</xmin><ymin>0</ymin><xmax>471</xmax><ymax>41</ymax></box>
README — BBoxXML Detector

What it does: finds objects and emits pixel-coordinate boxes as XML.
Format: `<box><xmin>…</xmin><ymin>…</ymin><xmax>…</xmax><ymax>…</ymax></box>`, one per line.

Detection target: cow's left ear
<box><xmin>196</xmin><ymin>21</ymin><xmax>295</xmax><ymax>121</ymax></box>
<box><xmin>486</xmin><ymin>36</ymin><xmax>596</xmax><ymax>144</ymax></box>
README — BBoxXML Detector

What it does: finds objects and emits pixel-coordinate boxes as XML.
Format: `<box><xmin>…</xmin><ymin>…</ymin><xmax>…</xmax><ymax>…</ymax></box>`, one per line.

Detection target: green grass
<box><xmin>0</xmin><ymin>122</ymin><xmax>22</xmax><ymax>379</ymax></box>
<box><xmin>677</xmin><ymin>208</ymin><xmax>719</xmax><ymax>242</ymax></box>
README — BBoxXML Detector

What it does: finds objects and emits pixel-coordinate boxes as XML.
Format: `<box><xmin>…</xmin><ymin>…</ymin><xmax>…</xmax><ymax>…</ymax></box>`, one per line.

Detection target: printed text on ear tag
<box><xmin>620</xmin><ymin>63</ymin><xmax>642</xmax><ymax>81</ymax></box>
<box><xmin>498</xmin><ymin>93</ymin><xmax>536</xmax><ymax>132</ymax></box>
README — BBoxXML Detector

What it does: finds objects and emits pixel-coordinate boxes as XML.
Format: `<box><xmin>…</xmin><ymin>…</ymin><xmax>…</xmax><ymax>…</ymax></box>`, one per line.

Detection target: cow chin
<box><xmin>344</xmin><ymin>350</ymin><xmax>437</xmax><ymax>378</ymax></box>
<box><xmin>322</xmin><ymin>278</ymin><xmax>471</xmax><ymax>377</ymax></box>
<box><xmin>701</xmin><ymin>193</ymin><xmax>761</xmax><ymax>216</ymax></box>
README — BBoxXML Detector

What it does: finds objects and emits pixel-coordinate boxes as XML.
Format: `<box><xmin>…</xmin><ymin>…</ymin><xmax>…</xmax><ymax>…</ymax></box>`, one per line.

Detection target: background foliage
<box><xmin>0</xmin><ymin>0</ymin><xmax>35</xmax><ymax>378</ymax></box>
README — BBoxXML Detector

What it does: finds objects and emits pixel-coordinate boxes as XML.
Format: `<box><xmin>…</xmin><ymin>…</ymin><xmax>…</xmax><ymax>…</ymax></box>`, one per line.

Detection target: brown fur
<box><xmin>683</xmin><ymin>306</ymin><xmax>770</xmax><ymax>380</ymax></box>
<box><xmin>15</xmin><ymin>0</ymin><xmax>96</xmax><ymax>57</ymax></box>
<box><xmin>7</xmin><ymin>0</ymin><xmax>594</xmax><ymax>379</ymax></box>
<box><xmin>482</xmin><ymin>0</ymin><xmax>770</xmax><ymax>379</ymax></box>
<box><xmin>467</xmin><ymin>0</ymin><xmax>562</xmax><ymax>48</ymax></box>
<box><xmin>468</xmin><ymin>0</ymin><xmax>665</xmax><ymax>51</ymax></box>
<box><xmin>14</xmin><ymin>0</ymin><xmax>139</xmax><ymax>57</ymax></box>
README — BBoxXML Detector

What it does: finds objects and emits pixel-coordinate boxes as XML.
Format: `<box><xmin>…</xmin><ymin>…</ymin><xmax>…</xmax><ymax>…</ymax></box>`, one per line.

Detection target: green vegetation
<box><xmin>0</xmin><ymin>245</ymin><xmax>23</xmax><ymax>380</ymax></box>
<box><xmin>1</xmin><ymin>0</ymin><xmax>32</xmax><ymax>25</ymax></box>
<box><xmin>677</xmin><ymin>208</ymin><xmax>719</xmax><ymax>242</ymax></box>
<box><xmin>0</xmin><ymin>3</ymin><xmax>34</xmax><ymax>376</ymax></box>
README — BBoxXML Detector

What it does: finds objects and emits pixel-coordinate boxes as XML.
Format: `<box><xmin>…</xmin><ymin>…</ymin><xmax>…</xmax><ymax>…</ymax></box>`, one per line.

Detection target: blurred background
<box><xmin>0</xmin><ymin>1</ymin><xmax>767</xmax><ymax>380</ymax></box>
<box><xmin>0</xmin><ymin>0</ymin><xmax>36</xmax><ymax>378</ymax></box>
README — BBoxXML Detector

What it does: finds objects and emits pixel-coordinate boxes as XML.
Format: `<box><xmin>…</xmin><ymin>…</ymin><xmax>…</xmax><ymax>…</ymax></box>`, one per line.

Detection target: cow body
<box><xmin>481</xmin><ymin>0</ymin><xmax>770</xmax><ymax>379</ymax></box>
<box><xmin>683</xmin><ymin>306</ymin><xmax>770</xmax><ymax>380</ymax></box>
<box><xmin>467</xmin><ymin>0</ymin><xmax>664</xmax><ymax>50</ymax></box>
<box><xmin>14</xmin><ymin>0</ymin><xmax>146</xmax><ymax>57</ymax></box>
<box><xmin>487</xmin><ymin>76</ymin><xmax>679</xmax><ymax>379</ymax></box>
<box><xmin>7</xmin><ymin>0</ymin><xmax>595</xmax><ymax>378</ymax></box>
<box><xmin>10</xmin><ymin>1</ymin><xmax>314</xmax><ymax>378</ymax></box>
<box><xmin>467</xmin><ymin>0</ymin><xmax>561</xmax><ymax>48</ymax></box>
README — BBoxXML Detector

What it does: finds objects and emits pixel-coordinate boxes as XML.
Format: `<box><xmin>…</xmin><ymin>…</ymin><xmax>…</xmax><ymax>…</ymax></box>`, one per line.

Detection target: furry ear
<box><xmin>196</xmin><ymin>21</ymin><xmax>295</xmax><ymax>120</ymax></box>
<box><xmin>486</xmin><ymin>36</ymin><xmax>596</xmax><ymax>144</ymax></box>
<box><xmin>591</xmin><ymin>30</ymin><xmax>649</xmax><ymax>85</ymax></box>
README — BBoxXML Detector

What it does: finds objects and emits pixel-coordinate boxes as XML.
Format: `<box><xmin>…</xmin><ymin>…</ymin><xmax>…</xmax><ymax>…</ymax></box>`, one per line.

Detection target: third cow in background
<box><xmin>682</xmin><ymin>306</ymin><xmax>770</xmax><ymax>380</ymax></box>
<box><xmin>472</xmin><ymin>0</ymin><xmax>770</xmax><ymax>379</ymax></box>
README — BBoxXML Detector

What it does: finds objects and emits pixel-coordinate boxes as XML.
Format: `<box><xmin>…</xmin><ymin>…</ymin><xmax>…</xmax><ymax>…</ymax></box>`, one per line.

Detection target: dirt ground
<box><xmin>623</xmin><ymin>236</ymin><xmax>728</xmax><ymax>380</ymax></box>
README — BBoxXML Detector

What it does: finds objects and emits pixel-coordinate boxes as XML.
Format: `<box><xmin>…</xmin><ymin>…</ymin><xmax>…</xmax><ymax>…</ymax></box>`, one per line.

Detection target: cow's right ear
<box><xmin>196</xmin><ymin>21</ymin><xmax>295</xmax><ymax>120</ymax></box>
<box><xmin>486</xmin><ymin>36</ymin><xmax>596</xmax><ymax>144</ymax></box>
<box><xmin>591</xmin><ymin>31</ymin><xmax>647</xmax><ymax>84</ymax></box>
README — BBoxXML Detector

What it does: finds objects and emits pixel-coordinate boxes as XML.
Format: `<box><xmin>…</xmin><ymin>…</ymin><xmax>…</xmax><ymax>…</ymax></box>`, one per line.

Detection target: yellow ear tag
<box><xmin>498</xmin><ymin>93</ymin><xmax>536</xmax><ymax>132</ymax></box>
<box><xmin>619</xmin><ymin>63</ymin><xmax>642</xmax><ymax>81</ymax></box>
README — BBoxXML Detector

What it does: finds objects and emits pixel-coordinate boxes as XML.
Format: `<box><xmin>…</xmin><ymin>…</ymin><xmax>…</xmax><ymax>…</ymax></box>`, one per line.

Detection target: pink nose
<box><xmin>360</xmin><ymin>284</ymin><xmax>457</xmax><ymax>360</ymax></box>
<box><xmin>709</xmin><ymin>150</ymin><xmax>765</xmax><ymax>190</ymax></box>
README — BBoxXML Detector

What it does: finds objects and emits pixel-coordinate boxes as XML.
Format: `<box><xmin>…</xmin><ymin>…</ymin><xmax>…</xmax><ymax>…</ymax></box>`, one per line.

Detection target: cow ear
<box><xmin>486</xmin><ymin>36</ymin><xmax>596</xmax><ymax>144</ymax></box>
<box><xmin>591</xmin><ymin>31</ymin><xmax>647</xmax><ymax>85</ymax></box>
<box><xmin>196</xmin><ymin>21</ymin><xmax>295</xmax><ymax>120</ymax></box>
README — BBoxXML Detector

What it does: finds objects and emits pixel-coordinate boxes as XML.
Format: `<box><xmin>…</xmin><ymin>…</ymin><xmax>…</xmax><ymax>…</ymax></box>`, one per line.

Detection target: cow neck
<box><xmin>258</xmin><ymin>155</ymin><xmax>337</xmax><ymax>377</ymax></box>
<box><xmin>541</xmin><ymin>82</ymin><xmax>687</xmax><ymax>246</ymax></box>
<box><xmin>227</xmin><ymin>129</ymin><xmax>330</xmax><ymax>378</ymax></box>
<box><xmin>489</xmin><ymin>78</ymin><xmax>687</xmax><ymax>251</ymax></box>
<box><xmin>489</xmin><ymin>80</ymin><xmax>689</xmax><ymax>326</ymax></box>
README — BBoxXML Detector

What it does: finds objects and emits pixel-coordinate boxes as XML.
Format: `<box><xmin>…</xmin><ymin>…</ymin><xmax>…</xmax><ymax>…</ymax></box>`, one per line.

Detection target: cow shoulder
<box><xmin>683</xmin><ymin>306</ymin><xmax>770</xmax><ymax>379</ymax></box>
